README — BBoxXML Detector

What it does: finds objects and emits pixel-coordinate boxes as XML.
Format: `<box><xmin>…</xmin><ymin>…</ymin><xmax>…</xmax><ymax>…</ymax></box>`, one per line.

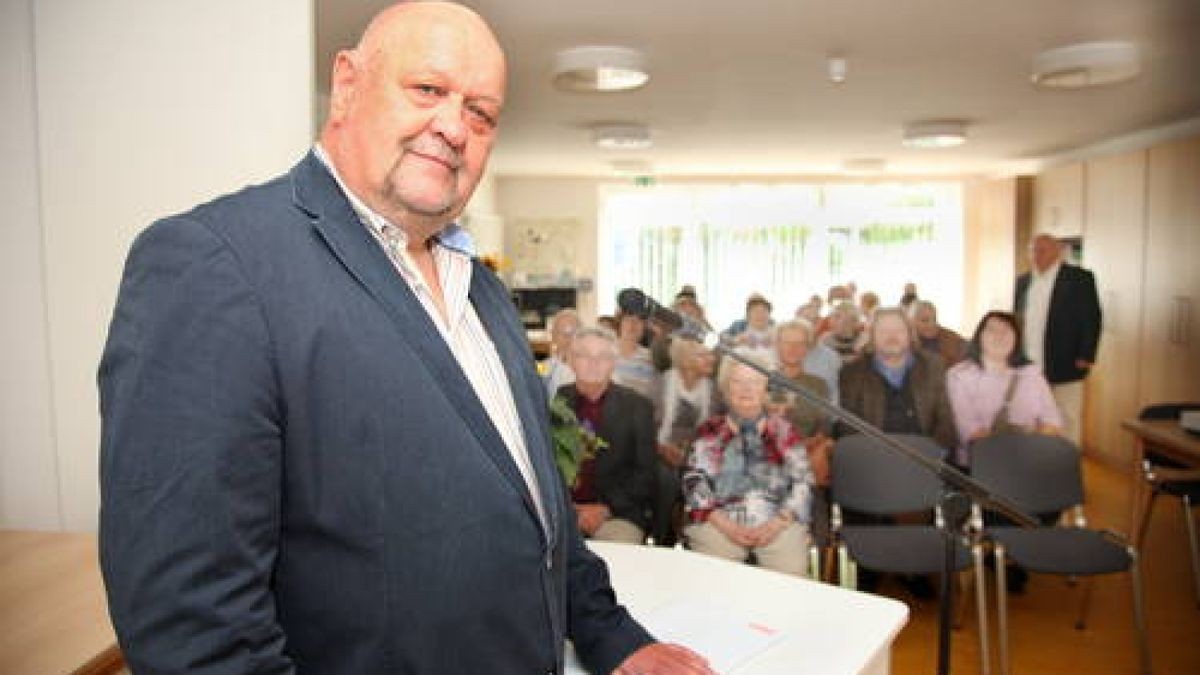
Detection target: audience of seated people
<box><xmin>682</xmin><ymin>349</ymin><xmax>814</xmax><ymax>576</ymax></box>
<box><xmin>858</xmin><ymin>291</ymin><xmax>880</xmax><ymax>322</ymax></box>
<box><xmin>541</xmin><ymin>308</ymin><xmax>579</xmax><ymax>397</ymax></box>
<box><xmin>721</xmin><ymin>293</ymin><xmax>776</xmax><ymax>352</ymax></box>
<box><xmin>536</xmin><ymin>284</ymin><xmax>1066</xmax><ymax>593</ymax></box>
<box><xmin>820</xmin><ymin>301</ymin><xmax>866</xmax><ymax>363</ymax></box>
<box><xmin>612</xmin><ymin>311</ymin><xmax>661</xmax><ymax>408</ymax></box>
<box><xmin>654</xmin><ymin>338</ymin><xmax>717</xmax><ymax>547</ymax></box>
<box><xmin>651</xmin><ymin>287</ymin><xmax>712</xmax><ymax>371</ymax></box>
<box><xmin>557</xmin><ymin>327</ymin><xmax>658</xmax><ymax>544</ymax></box>
<box><xmin>910</xmin><ymin>300</ymin><xmax>967</xmax><ymax>368</ymax></box>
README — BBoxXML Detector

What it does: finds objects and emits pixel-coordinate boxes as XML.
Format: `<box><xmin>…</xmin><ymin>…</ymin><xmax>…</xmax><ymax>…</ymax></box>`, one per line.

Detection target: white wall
<box><xmin>0</xmin><ymin>0</ymin><xmax>315</xmax><ymax>532</ymax></box>
<box><xmin>1</xmin><ymin>0</ymin><xmax>61</xmax><ymax>530</ymax></box>
<box><xmin>497</xmin><ymin>177</ymin><xmax>601</xmax><ymax>322</ymax></box>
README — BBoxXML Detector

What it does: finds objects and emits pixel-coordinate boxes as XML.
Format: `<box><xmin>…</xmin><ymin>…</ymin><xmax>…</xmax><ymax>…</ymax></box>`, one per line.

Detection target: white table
<box><xmin>584</xmin><ymin>542</ymin><xmax>908</xmax><ymax>675</ymax></box>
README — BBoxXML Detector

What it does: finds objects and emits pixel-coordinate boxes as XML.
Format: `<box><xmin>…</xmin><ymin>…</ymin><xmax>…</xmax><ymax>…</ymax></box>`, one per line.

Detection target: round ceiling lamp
<box><xmin>1032</xmin><ymin>41</ymin><xmax>1140</xmax><ymax>88</ymax></box>
<box><xmin>553</xmin><ymin>46</ymin><xmax>649</xmax><ymax>93</ymax></box>
<box><xmin>592</xmin><ymin>123</ymin><xmax>653</xmax><ymax>150</ymax></box>
<box><xmin>902</xmin><ymin>120</ymin><xmax>968</xmax><ymax>148</ymax></box>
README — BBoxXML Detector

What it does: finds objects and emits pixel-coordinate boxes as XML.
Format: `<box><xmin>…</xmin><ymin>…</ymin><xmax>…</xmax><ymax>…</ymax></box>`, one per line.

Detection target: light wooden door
<box><xmin>1083</xmin><ymin>150</ymin><xmax>1148</xmax><ymax>467</ymax></box>
<box><xmin>1139</xmin><ymin>135</ymin><xmax>1200</xmax><ymax>406</ymax></box>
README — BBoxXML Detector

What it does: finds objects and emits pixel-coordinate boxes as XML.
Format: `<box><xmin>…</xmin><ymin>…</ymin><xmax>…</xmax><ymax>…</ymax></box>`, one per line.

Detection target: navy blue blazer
<box><xmin>1014</xmin><ymin>263</ymin><xmax>1102</xmax><ymax>384</ymax></box>
<box><xmin>98</xmin><ymin>152</ymin><xmax>652</xmax><ymax>674</ymax></box>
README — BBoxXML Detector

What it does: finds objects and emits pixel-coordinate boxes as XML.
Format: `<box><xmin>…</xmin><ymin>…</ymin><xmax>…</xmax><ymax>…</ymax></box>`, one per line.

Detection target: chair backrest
<box><xmin>970</xmin><ymin>432</ymin><xmax>1082</xmax><ymax>515</ymax></box>
<box><xmin>831</xmin><ymin>433</ymin><xmax>947</xmax><ymax>515</ymax></box>
<box><xmin>1138</xmin><ymin>402</ymin><xmax>1200</xmax><ymax>421</ymax></box>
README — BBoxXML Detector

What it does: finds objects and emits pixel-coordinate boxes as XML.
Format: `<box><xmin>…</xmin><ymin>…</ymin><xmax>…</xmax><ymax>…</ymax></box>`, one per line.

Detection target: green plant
<box><xmin>548</xmin><ymin>395</ymin><xmax>607</xmax><ymax>487</ymax></box>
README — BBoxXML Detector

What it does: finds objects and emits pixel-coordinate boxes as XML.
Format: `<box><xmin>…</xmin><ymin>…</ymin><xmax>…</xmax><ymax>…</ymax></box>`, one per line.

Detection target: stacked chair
<box><xmin>830</xmin><ymin>433</ymin><xmax>990</xmax><ymax>675</ymax></box>
<box><xmin>970</xmin><ymin>432</ymin><xmax>1152</xmax><ymax>675</ymax></box>
<box><xmin>1132</xmin><ymin>402</ymin><xmax>1200</xmax><ymax>609</ymax></box>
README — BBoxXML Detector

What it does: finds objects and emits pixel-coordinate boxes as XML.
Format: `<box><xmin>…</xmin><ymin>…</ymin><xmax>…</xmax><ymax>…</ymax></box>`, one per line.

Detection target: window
<box><xmin>598</xmin><ymin>181</ymin><xmax>963</xmax><ymax>331</ymax></box>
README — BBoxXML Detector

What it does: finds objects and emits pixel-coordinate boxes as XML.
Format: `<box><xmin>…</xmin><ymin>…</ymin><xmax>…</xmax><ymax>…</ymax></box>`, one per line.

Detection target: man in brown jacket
<box><xmin>837</xmin><ymin>307</ymin><xmax>958</xmax><ymax>451</ymax></box>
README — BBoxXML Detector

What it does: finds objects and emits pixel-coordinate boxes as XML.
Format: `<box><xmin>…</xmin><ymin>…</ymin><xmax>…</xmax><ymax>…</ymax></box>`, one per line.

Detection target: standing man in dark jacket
<box><xmin>97</xmin><ymin>3</ymin><xmax>710</xmax><ymax>673</ymax></box>
<box><xmin>1014</xmin><ymin>233</ymin><xmax>1102</xmax><ymax>446</ymax></box>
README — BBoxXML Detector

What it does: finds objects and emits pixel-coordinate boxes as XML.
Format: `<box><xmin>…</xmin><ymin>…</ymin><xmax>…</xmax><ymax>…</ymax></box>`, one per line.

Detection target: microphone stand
<box><xmin>703</xmin><ymin>336</ymin><xmax>1038</xmax><ymax>675</ymax></box>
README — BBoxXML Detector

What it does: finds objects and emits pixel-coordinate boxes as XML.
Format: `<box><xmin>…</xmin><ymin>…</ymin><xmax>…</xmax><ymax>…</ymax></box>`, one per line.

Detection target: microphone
<box><xmin>616</xmin><ymin>288</ymin><xmax>710</xmax><ymax>341</ymax></box>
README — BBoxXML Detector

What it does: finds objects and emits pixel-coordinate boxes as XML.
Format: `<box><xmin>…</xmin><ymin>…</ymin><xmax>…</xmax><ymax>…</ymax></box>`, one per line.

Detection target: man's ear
<box><xmin>327</xmin><ymin>50</ymin><xmax>360</xmax><ymax>124</ymax></box>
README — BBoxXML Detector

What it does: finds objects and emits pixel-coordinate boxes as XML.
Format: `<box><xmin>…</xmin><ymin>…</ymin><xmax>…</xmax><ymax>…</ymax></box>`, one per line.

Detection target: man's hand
<box><xmin>614</xmin><ymin>643</ymin><xmax>714</xmax><ymax>674</ymax></box>
<box><xmin>575</xmin><ymin>503</ymin><xmax>611</xmax><ymax>536</ymax></box>
<box><xmin>1074</xmin><ymin>359</ymin><xmax>1093</xmax><ymax>370</ymax></box>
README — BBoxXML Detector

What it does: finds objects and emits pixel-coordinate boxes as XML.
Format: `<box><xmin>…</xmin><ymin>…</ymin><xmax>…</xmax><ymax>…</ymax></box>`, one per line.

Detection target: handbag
<box><xmin>988</xmin><ymin>372</ymin><xmax>1025</xmax><ymax>436</ymax></box>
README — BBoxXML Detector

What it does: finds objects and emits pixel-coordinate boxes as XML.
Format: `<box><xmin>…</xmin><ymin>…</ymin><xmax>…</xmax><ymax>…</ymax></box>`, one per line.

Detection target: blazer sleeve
<box><xmin>1074</xmin><ymin>268</ymin><xmax>1103</xmax><ymax>363</ymax></box>
<box><xmin>563</xmin><ymin>484</ymin><xmax>655</xmax><ymax>673</ymax></box>
<box><xmin>98</xmin><ymin>216</ymin><xmax>292</xmax><ymax>674</ymax></box>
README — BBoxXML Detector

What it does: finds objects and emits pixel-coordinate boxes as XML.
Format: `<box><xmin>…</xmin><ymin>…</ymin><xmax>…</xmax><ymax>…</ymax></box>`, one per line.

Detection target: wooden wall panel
<box><xmin>1034</xmin><ymin>162</ymin><xmax>1085</xmax><ymax>237</ymax></box>
<box><xmin>1082</xmin><ymin>150</ymin><xmax>1148</xmax><ymax>467</ymax></box>
<box><xmin>1139</xmin><ymin>135</ymin><xmax>1200</xmax><ymax>405</ymax></box>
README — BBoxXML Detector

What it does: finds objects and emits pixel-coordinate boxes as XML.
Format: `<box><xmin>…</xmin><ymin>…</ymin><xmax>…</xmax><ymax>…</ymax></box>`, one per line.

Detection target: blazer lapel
<box><xmin>469</xmin><ymin>265</ymin><xmax>562</xmax><ymax>541</ymax></box>
<box><xmin>289</xmin><ymin>153</ymin><xmax>546</xmax><ymax>534</ymax></box>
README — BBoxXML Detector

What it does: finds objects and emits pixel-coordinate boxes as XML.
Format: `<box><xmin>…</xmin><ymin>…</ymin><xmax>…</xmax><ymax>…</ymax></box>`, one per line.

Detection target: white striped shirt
<box><xmin>313</xmin><ymin>145</ymin><xmax>546</xmax><ymax>529</ymax></box>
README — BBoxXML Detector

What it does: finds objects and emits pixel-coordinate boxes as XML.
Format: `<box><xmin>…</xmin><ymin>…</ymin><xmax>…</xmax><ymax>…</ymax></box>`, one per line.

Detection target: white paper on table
<box><xmin>564</xmin><ymin>598</ymin><xmax>784</xmax><ymax>674</ymax></box>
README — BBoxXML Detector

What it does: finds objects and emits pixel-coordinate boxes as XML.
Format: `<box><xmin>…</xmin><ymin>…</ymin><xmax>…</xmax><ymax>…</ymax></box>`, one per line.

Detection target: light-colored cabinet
<box><xmin>1034</xmin><ymin>162</ymin><xmax>1085</xmax><ymax>237</ymax></box>
<box><xmin>1067</xmin><ymin>134</ymin><xmax>1200</xmax><ymax>469</ymax></box>
<box><xmin>1138</xmin><ymin>135</ymin><xmax>1200</xmax><ymax>405</ymax></box>
<box><xmin>1081</xmin><ymin>151</ymin><xmax>1148</xmax><ymax>466</ymax></box>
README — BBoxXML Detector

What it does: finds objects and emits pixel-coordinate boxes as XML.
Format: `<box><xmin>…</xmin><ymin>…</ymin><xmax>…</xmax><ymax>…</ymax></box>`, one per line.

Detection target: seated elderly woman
<box><xmin>946</xmin><ymin>310</ymin><xmax>1063</xmax><ymax>467</ymax></box>
<box><xmin>682</xmin><ymin>349</ymin><xmax>814</xmax><ymax>576</ymax></box>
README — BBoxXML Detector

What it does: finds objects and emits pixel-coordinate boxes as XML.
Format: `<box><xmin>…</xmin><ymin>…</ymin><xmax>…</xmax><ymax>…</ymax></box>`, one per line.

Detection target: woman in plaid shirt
<box><xmin>682</xmin><ymin>349</ymin><xmax>814</xmax><ymax>576</ymax></box>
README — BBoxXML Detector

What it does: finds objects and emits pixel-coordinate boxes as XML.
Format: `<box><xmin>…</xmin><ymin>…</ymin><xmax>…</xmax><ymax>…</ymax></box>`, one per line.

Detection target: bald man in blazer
<box><xmin>98</xmin><ymin>3</ymin><xmax>710</xmax><ymax>674</ymax></box>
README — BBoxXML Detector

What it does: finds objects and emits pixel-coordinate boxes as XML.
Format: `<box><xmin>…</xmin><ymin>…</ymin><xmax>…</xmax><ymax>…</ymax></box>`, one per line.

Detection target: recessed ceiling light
<box><xmin>1032</xmin><ymin>41</ymin><xmax>1139</xmax><ymax>89</ymax></box>
<box><xmin>592</xmin><ymin>123</ymin><xmax>653</xmax><ymax>150</ymax></box>
<box><xmin>553</xmin><ymin>46</ymin><xmax>649</xmax><ymax>93</ymax></box>
<box><xmin>902</xmin><ymin>120</ymin><xmax>967</xmax><ymax>148</ymax></box>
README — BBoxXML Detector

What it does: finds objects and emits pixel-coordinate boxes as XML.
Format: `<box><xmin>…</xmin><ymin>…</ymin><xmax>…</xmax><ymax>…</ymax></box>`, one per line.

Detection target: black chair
<box><xmin>830</xmin><ymin>433</ymin><xmax>990</xmax><ymax>674</ymax></box>
<box><xmin>971</xmin><ymin>432</ymin><xmax>1151</xmax><ymax>675</ymax></box>
<box><xmin>1133</xmin><ymin>402</ymin><xmax>1200</xmax><ymax>609</ymax></box>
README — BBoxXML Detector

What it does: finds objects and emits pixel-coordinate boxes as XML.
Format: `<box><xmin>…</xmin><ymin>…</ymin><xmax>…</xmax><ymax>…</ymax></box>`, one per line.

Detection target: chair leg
<box><xmin>837</xmin><ymin>543</ymin><xmax>856</xmax><ymax>590</ymax></box>
<box><xmin>1135</xmin><ymin>490</ymin><xmax>1160</xmax><ymax>551</ymax></box>
<box><xmin>1129</xmin><ymin>549</ymin><xmax>1153</xmax><ymax>675</ymax></box>
<box><xmin>953</xmin><ymin>568</ymin><xmax>969</xmax><ymax>629</ymax></box>
<box><xmin>1074</xmin><ymin>575</ymin><xmax>1096</xmax><ymax>630</ymax></box>
<box><xmin>823</xmin><ymin>542</ymin><xmax>837</xmax><ymax>585</ymax></box>
<box><xmin>995</xmin><ymin>544</ymin><xmax>1010</xmax><ymax>675</ymax></box>
<box><xmin>1182</xmin><ymin>495</ymin><xmax>1200</xmax><ymax>609</ymax></box>
<box><xmin>973</xmin><ymin>543</ymin><xmax>991</xmax><ymax>675</ymax></box>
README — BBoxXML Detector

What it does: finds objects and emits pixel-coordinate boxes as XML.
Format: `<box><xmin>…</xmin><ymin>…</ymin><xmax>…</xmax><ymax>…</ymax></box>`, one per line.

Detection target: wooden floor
<box><xmin>886</xmin><ymin>458</ymin><xmax>1200</xmax><ymax>675</ymax></box>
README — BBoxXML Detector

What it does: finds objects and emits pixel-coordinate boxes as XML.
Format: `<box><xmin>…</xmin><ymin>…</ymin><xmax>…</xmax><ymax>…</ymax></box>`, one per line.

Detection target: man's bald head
<box><xmin>1031</xmin><ymin>233</ymin><xmax>1062</xmax><ymax>273</ymax></box>
<box><xmin>321</xmin><ymin>1</ymin><xmax>506</xmax><ymax>241</ymax></box>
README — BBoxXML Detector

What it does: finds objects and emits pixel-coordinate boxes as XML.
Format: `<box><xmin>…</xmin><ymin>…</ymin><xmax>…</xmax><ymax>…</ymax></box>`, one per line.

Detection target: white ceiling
<box><xmin>315</xmin><ymin>0</ymin><xmax>1200</xmax><ymax>177</ymax></box>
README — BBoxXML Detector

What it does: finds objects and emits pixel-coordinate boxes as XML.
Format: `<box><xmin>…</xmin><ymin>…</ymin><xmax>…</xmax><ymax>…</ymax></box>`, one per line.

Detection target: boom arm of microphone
<box><xmin>616</xmin><ymin>287</ymin><xmax>1039</xmax><ymax>529</ymax></box>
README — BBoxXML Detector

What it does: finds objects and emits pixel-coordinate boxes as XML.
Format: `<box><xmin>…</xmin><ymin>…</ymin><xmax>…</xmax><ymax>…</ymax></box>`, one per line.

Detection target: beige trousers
<box><xmin>684</xmin><ymin>521</ymin><xmax>810</xmax><ymax>577</ymax></box>
<box><xmin>1051</xmin><ymin>380</ymin><xmax>1084</xmax><ymax>446</ymax></box>
<box><xmin>591</xmin><ymin>518</ymin><xmax>646</xmax><ymax>544</ymax></box>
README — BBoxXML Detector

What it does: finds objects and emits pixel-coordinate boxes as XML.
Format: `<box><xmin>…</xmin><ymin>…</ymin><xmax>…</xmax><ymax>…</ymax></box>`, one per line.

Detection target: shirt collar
<box><xmin>311</xmin><ymin>143</ymin><xmax>475</xmax><ymax>256</ymax></box>
<box><xmin>872</xmin><ymin>352</ymin><xmax>915</xmax><ymax>389</ymax></box>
